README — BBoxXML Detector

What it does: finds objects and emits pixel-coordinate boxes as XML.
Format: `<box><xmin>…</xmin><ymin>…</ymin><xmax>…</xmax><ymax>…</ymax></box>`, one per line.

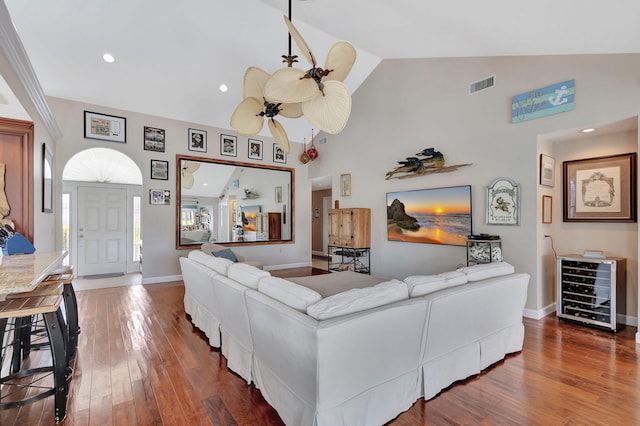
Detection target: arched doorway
<box><xmin>62</xmin><ymin>148</ymin><xmax>142</xmax><ymax>277</ymax></box>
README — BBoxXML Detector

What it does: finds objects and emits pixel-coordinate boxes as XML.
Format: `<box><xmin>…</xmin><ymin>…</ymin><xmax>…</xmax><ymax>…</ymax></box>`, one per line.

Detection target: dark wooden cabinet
<box><xmin>256</xmin><ymin>212</ymin><xmax>281</xmax><ymax>240</ymax></box>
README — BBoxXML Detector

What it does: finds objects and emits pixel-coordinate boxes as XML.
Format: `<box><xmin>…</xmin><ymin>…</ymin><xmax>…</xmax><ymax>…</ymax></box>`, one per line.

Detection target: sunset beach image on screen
<box><xmin>386</xmin><ymin>185</ymin><xmax>472</xmax><ymax>246</ymax></box>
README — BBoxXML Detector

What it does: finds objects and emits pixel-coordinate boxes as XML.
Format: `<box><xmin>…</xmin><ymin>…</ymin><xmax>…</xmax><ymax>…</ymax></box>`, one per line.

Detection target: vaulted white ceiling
<box><xmin>2</xmin><ymin>0</ymin><xmax>640</xmax><ymax>144</ymax></box>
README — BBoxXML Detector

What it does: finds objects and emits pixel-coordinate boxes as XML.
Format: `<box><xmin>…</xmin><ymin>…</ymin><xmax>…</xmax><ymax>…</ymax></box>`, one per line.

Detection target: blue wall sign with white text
<box><xmin>511</xmin><ymin>80</ymin><xmax>574</xmax><ymax>123</ymax></box>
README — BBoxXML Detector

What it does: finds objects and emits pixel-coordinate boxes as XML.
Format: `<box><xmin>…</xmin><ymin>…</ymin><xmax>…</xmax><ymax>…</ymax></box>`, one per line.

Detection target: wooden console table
<box><xmin>0</xmin><ymin>250</ymin><xmax>67</xmax><ymax>298</ymax></box>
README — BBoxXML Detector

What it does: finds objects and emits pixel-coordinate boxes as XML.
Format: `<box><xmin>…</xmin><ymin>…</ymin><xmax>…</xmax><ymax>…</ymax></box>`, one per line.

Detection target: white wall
<box><xmin>309</xmin><ymin>53</ymin><xmax>640</xmax><ymax>322</ymax></box>
<box><xmin>48</xmin><ymin>97</ymin><xmax>312</xmax><ymax>280</ymax></box>
<box><xmin>543</xmin><ymin>129</ymin><xmax>638</xmax><ymax>322</ymax></box>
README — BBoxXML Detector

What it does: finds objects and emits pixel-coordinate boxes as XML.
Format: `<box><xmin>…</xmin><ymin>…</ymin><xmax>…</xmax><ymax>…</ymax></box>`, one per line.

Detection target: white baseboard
<box><xmin>141</xmin><ymin>274</ymin><xmax>183</xmax><ymax>285</ymax></box>
<box><xmin>523</xmin><ymin>302</ymin><xmax>556</xmax><ymax>320</ymax></box>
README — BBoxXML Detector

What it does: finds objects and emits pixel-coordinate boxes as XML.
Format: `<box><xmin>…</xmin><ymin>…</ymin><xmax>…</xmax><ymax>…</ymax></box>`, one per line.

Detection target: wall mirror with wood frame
<box><xmin>176</xmin><ymin>155</ymin><xmax>294</xmax><ymax>249</ymax></box>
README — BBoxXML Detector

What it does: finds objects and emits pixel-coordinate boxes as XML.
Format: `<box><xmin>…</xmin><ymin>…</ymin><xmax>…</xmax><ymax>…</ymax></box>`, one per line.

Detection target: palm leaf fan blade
<box><xmin>279</xmin><ymin>102</ymin><xmax>303</xmax><ymax>118</ymax></box>
<box><xmin>324</xmin><ymin>41</ymin><xmax>357</xmax><ymax>82</ymax></box>
<box><xmin>243</xmin><ymin>67</ymin><xmax>270</xmax><ymax>99</ymax></box>
<box><xmin>181</xmin><ymin>161</ymin><xmax>199</xmax><ymax>189</ymax></box>
<box><xmin>230</xmin><ymin>97</ymin><xmax>264</xmax><ymax>135</ymax></box>
<box><xmin>301</xmin><ymin>80</ymin><xmax>351</xmax><ymax>134</ymax></box>
<box><xmin>182</xmin><ymin>173</ymin><xmax>195</xmax><ymax>189</ymax></box>
<box><xmin>268</xmin><ymin>119</ymin><xmax>290</xmax><ymax>153</ymax></box>
<box><xmin>283</xmin><ymin>15</ymin><xmax>316</xmax><ymax>66</ymax></box>
<box><xmin>264</xmin><ymin>67</ymin><xmax>317</xmax><ymax>103</ymax></box>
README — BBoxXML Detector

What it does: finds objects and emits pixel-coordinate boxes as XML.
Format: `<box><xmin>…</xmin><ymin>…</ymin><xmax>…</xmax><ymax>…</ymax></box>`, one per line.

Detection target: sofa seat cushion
<box><xmin>404</xmin><ymin>271</ymin><xmax>468</xmax><ymax>297</ymax></box>
<box><xmin>288</xmin><ymin>271</ymin><xmax>388</xmax><ymax>297</ymax></box>
<box><xmin>457</xmin><ymin>262</ymin><xmax>515</xmax><ymax>282</ymax></box>
<box><xmin>258</xmin><ymin>276</ymin><xmax>322</xmax><ymax>311</ymax></box>
<box><xmin>306</xmin><ymin>279</ymin><xmax>408</xmax><ymax>320</ymax></box>
<box><xmin>228</xmin><ymin>263</ymin><xmax>270</xmax><ymax>289</ymax></box>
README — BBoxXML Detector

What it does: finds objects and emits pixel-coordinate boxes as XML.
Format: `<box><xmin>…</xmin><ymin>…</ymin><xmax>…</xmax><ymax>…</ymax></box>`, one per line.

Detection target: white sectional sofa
<box><xmin>179</xmin><ymin>248</ymin><xmax>530</xmax><ymax>426</ymax></box>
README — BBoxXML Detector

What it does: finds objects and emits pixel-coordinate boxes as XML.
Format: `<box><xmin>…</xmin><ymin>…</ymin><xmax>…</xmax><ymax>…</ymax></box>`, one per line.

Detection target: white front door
<box><xmin>77</xmin><ymin>186</ymin><xmax>127</xmax><ymax>276</ymax></box>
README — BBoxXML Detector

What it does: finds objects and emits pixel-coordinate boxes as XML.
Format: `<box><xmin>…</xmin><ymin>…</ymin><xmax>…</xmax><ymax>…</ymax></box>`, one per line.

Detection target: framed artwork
<box><xmin>540</xmin><ymin>154</ymin><xmax>555</xmax><ymax>187</ymax></box>
<box><xmin>486</xmin><ymin>177</ymin><xmax>520</xmax><ymax>225</ymax></box>
<box><xmin>275</xmin><ymin>186</ymin><xmax>282</xmax><ymax>203</ymax></box>
<box><xmin>221</xmin><ymin>134</ymin><xmax>237</xmax><ymax>157</ymax></box>
<box><xmin>240</xmin><ymin>205</ymin><xmax>261</xmax><ymax>231</ymax></box>
<box><xmin>150</xmin><ymin>159</ymin><xmax>169</xmax><ymax>180</ymax></box>
<box><xmin>42</xmin><ymin>143</ymin><xmax>53</xmax><ymax>213</ymax></box>
<box><xmin>150</xmin><ymin>189</ymin><xmax>171</xmax><ymax>205</ymax></box>
<box><xmin>84</xmin><ymin>111</ymin><xmax>126</xmax><ymax>143</ymax></box>
<box><xmin>273</xmin><ymin>144</ymin><xmax>286</xmax><ymax>163</ymax></box>
<box><xmin>248</xmin><ymin>138</ymin><xmax>263</xmax><ymax>160</ymax></box>
<box><xmin>563</xmin><ymin>153</ymin><xmax>637</xmax><ymax>222</ymax></box>
<box><xmin>386</xmin><ymin>185</ymin><xmax>472</xmax><ymax>246</ymax></box>
<box><xmin>340</xmin><ymin>173</ymin><xmax>351</xmax><ymax>196</ymax></box>
<box><xmin>542</xmin><ymin>195</ymin><xmax>552</xmax><ymax>224</ymax></box>
<box><xmin>144</xmin><ymin>126</ymin><xmax>165</xmax><ymax>152</ymax></box>
<box><xmin>188</xmin><ymin>128</ymin><xmax>207</xmax><ymax>152</ymax></box>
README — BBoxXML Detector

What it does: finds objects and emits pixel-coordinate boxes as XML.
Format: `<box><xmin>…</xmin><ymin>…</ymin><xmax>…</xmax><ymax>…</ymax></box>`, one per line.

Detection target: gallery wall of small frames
<box><xmin>84</xmin><ymin>110</ymin><xmax>294</xmax><ymax>205</ymax></box>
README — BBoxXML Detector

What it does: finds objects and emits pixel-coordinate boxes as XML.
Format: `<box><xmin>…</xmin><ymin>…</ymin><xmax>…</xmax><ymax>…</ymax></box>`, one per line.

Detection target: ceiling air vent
<box><xmin>469</xmin><ymin>75</ymin><xmax>495</xmax><ymax>95</ymax></box>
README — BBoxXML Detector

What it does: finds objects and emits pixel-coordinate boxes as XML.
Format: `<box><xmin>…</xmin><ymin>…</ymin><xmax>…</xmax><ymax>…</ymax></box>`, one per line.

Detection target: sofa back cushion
<box><xmin>457</xmin><ymin>262</ymin><xmax>515</xmax><ymax>282</ymax></box>
<box><xmin>228</xmin><ymin>263</ymin><xmax>270</xmax><ymax>289</ymax></box>
<box><xmin>204</xmin><ymin>256</ymin><xmax>234</xmax><ymax>275</ymax></box>
<box><xmin>306</xmin><ymin>279</ymin><xmax>408</xmax><ymax>320</ymax></box>
<box><xmin>404</xmin><ymin>270</ymin><xmax>468</xmax><ymax>297</ymax></box>
<box><xmin>187</xmin><ymin>250</ymin><xmax>213</xmax><ymax>266</ymax></box>
<box><xmin>258</xmin><ymin>276</ymin><xmax>322</xmax><ymax>312</ymax></box>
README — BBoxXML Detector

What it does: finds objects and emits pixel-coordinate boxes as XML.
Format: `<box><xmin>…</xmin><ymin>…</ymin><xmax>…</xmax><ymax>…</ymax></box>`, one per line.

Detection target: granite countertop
<box><xmin>0</xmin><ymin>250</ymin><xmax>67</xmax><ymax>298</ymax></box>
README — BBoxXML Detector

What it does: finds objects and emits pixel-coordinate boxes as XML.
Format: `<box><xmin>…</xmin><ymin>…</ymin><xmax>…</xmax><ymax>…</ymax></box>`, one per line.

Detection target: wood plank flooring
<box><xmin>1</xmin><ymin>270</ymin><xmax>639</xmax><ymax>425</ymax></box>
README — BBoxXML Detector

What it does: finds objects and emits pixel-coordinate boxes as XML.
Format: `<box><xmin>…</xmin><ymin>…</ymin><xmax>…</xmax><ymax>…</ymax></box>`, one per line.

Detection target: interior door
<box><xmin>77</xmin><ymin>186</ymin><xmax>127</xmax><ymax>276</ymax></box>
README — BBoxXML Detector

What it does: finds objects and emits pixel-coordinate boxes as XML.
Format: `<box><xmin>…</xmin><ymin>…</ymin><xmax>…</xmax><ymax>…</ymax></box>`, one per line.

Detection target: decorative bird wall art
<box><xmin>385</xmin><ymin>148</ymin><xmax>472</xmax><ymax>180</ymax></box>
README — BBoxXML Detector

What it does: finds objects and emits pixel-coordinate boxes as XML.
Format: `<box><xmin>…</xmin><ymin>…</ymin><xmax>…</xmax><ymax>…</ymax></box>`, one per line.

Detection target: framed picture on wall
<box><xmin>486</xmin><ymin>177</ymin><xmax>520</xmax><ymax>225</ymax></box>
<box><xmin>540</xmin><ymin>154</ymin><xmax>555</xmax><ymax>187</ymax></box>
<box><xmin>150</xmin><ymin>159</ymin><xmax>169</xmax><ymax>180</ymax></box>
<box><xmin>188</xmin><ymin>128</ymin><xmax>207</xmax><ymax>152</ymax></box>
<box><xmin>542</xmin><ymin>195</ymin><xmax>552</xmax><ymax>224</ymax></box>
<box><xmin>563</xmin><ymin>153</ymin><xmax>637</xmax><ymax>222</ymax></box>
<box><xmin>144</xmin><ymin>126</ymin><xmax>165</xmax><ymax>152</ymax></box>
<box><xmin>221</xmin><ymin>134</ymin><xmax>237</xmax><ymax>157</ymax></box>
<box><xmin>248</xmin><ymin>138</ymin><xmax>263</xmax><ymax>160</ymax></box>
<box><xmin>150</xmin><ymin>189</ymin><xmax>170</xmax><ymax>205</ymax></box>
<box><xmin>42</xmin><ymin>143</ymin><xmax>53</xmax><ymax>213</ymax></box>
<box><xmin>84</xmin><ymin>111</ymin><xmax>126</xmax><ymax>143</ymax></box>
<box><xmin>273</xmin><ymin>144</ymin><xmax>286</xmax><ymax>163</ymax></box>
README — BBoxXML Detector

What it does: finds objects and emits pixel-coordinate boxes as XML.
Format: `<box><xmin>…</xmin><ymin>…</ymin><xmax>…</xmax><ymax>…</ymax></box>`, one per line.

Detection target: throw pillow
<box><xmin>212</xmin><ymin>247</ymin><xmax>238</xmax><ymax>262</ymax></box>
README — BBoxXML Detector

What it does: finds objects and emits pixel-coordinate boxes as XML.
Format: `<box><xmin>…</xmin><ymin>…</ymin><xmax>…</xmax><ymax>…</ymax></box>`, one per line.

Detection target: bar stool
<box><xmin>7</xmin><ymin>265</ymin><xmax>79</xmax><ymax>361</ymax></box>
<box><xmin>0</xmin><ymin>295</ymin><xmax>70</xmax><ymax>423</ymax></box>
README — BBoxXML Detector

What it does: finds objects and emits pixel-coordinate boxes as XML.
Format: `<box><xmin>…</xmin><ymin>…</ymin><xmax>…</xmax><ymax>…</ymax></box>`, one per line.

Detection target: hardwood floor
<box><xmin>1</xmin><ymin>272</ymin><xmax>638</xmax><ymax>425</ymax></box>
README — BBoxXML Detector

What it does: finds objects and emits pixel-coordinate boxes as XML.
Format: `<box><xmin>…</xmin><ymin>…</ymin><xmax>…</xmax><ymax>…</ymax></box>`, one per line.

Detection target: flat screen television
<box><xmin>386</xmin><ymin>185</ymin><xmax>472</xmax><ymax>246</ymax></box>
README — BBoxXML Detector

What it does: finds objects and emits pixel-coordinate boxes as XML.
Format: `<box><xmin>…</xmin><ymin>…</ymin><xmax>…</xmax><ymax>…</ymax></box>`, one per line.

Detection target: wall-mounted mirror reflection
<box><xmin>176</xmin><ymin>155</ymin><xmax>294</xmax><ymax>249</ymax></box>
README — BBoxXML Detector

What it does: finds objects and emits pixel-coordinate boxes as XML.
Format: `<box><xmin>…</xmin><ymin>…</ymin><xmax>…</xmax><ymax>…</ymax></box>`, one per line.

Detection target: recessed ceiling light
<box><xmin>219</xmin><ymin>84</ymin><xmax>228</xmax><ymax>92</ymax></box>
<box><xmin>203</xmin><ymin>183</ymin><xmax>208</xmax><ymax>186</ymax></box>
<box><xmin>580</xmin><ymin>128</ymin><xmax>596</xmax><ymax>133</ymax></box>
<box><xmin>102</xmin><ymin>53</ymin><xmax>115</xmax><ymax>63</ymax></box>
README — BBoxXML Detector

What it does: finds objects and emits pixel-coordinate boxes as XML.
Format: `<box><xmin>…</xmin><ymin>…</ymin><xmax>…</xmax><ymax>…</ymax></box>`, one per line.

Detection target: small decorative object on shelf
<box><xmin>466</xmin><ymin>234</ymin><xmax>502</xmax><ymax>265</ymax></box>
<box><xmin>556</xmin><ymin>254</ymin><xmax>626</xmax><ymax>331</ymax></box>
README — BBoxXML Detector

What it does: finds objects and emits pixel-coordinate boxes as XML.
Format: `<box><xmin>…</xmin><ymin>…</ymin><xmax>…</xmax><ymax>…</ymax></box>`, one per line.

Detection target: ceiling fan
<box><xmin>181</xmin><ymin>161</ymin><xmax>200</xmax><ymax>189</ymax></box>
<box><xmin>230</xmin><ymin>67</ymin><xmax>302</xmax><ymax>153</ymax></box>
<box><xmin>263</xmin><ymin>15</ymin><xmax>356</xmax><ymax>134</ymax></box>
